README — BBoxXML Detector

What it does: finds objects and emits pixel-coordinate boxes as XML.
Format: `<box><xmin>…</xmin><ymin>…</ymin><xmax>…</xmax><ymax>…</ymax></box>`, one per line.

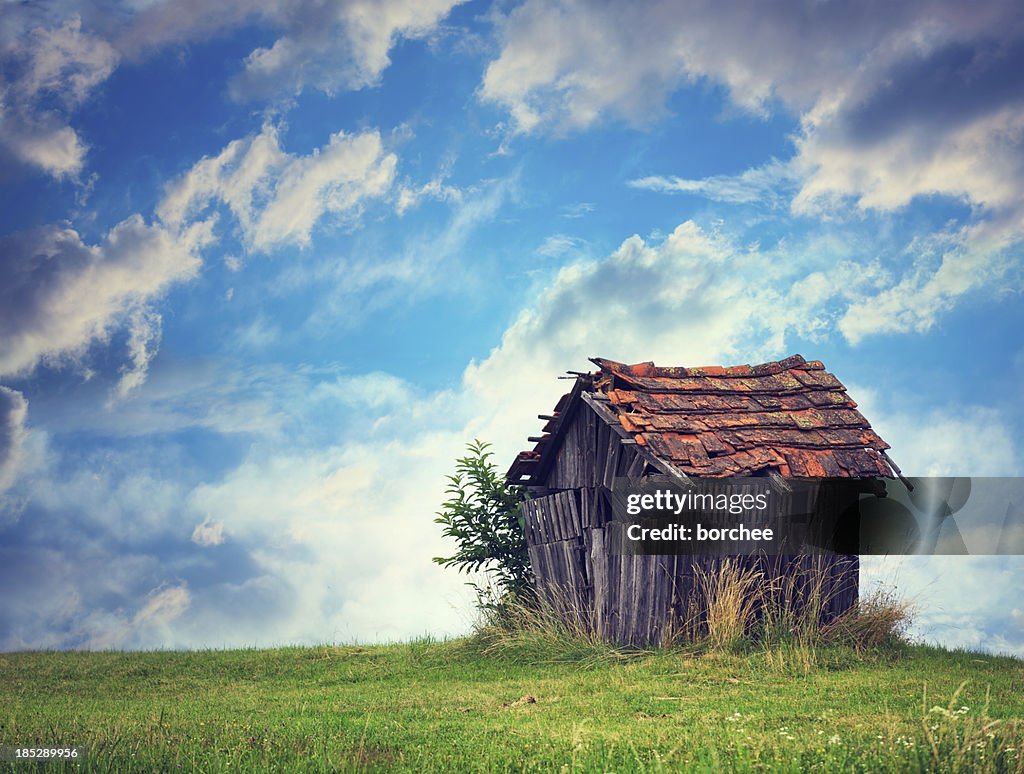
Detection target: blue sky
<box><xmin>1</xmin><ymin>0</ymin><xmax>1023</xmax><ymax>654</ymax></box>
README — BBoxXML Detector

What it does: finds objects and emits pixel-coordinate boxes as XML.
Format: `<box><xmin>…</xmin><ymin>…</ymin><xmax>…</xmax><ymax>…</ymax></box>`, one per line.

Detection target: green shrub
<box><xmin>433</xmin><ymin>440</ymin><xmax>533</xmax><ymax>604</ymax></box>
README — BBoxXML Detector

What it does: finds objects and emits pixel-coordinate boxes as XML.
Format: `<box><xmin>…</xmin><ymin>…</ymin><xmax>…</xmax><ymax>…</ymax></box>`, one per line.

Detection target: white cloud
<box><xmin>560</xmin><ymin>202</ymin><xmax>594</xmax><ymax>219</ymax></box>
<box><xmin>133</xmin><ymin>582</ymin><xmax>191</xmax><ymax>627</ymax></box>
<box><xmin>0</xmin><ymin>15</ymin><xmax>118</xmax><ymax>177</ymax></box>
<box><xmin>158</xmin><ymin>124</ymin><xmax>396</xmax><ymax>253</ymax></box>
<box><xmin>191</xmin><ymin>518</ymin><xmax>226</xmax><ymax>547</ymax></box>
<box><xmin>535</xmin><ymin>234</ymin><xmax>583</xmax><ymax>258</ymax></box>
<box><xmin>227</xmin><ymin>0</ymin><xmax>466</xmax><ymax>100</ymax></box>
<box><xmin>484</xmin><ymin>0</ymin><xmax>1024</xmax><ymax>343</ymax></box>
<box><xmin>463</xmin><ymin>220</ymin><xmax>817</xmax><ymax>435</ymax></box>
<box><xmin>0</xmin><ymin>1</ymin><xmax>461</xmax><ymax>179</ymax></box>
<box><xmin>395</xmin><ymin>174</ymin><xmax>462</xmax><ymax>215</ymax></box>
<box><xmin>0</xmin><ymin>215</ymin><xmax>210</xmax><ymax>379</ymax></box>
<box><xmin>0</xmin><ymin>387</ymin><xmax>28</xmax><ymax>496</ymax></box>
<box><xmin>863</xmin><ymin>556</ymin><xmax>1024</xmax><ymax>658</ymax></box>
<box><xmin>629</xmin><ymin>160</ymin><xmax>797</xmax><ymax>206</ymax></box>
<box><xmin>482</xmin><ymin>0</ymin><xmax>1020</xmax><ymax>134</ymax></box>
<box><xmin>287</xmin><ymin>176</ymin><xmax>515</xmax><ymax>329</ymax></box>
<box><xmin>114</xmin><ymin>308</ymin><xmax>162</xmax><ymax>398</ymax></box>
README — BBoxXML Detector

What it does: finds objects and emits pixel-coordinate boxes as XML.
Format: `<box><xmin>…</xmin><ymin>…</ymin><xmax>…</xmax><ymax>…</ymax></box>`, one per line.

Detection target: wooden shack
<box><xmin>505</xmin><ymin>354</ymin><xmax>901</xmax><ymax>646</ymax></box>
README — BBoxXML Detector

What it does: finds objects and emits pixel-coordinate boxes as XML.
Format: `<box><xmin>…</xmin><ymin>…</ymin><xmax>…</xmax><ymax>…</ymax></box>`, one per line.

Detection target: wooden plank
<box><xmin>603</xmin><ymin>437</ymin><xmax>621</xmax><ymax>490</ymax></box>
<box><xmin>525</xmin><ymin>500</ymin><xmax>541</xmax><ymax>546</ymax></box>
<box><xmin>533</xmin><ymin>499</ymin><xmax>549</xmax><ymax>544</ymax></box>
<box><xmin>562</xmin><ymin>491</ymin><xmax>577</xmax><ymax>538</ymax></box>
<box><xmin>567</xmin><ymin>490</ymin><xmax>582</xmax><ymax>536</ymax></box>
<box><xmin>545</xmin><ymin>497</ymin><xmax>562</xmax><ymax>543</ymax></box>
<box><xmin>590</xmin><ymin>528</ymin><xmax>607</xmax><ymax>637</ymax></box>
<box><xmin>556</xmin><ymin>492</ymin><xmax>570</xmax><ymax>541</ymax></box>
<box><xmin>647</xmin><ymin>559</ymin><xmax>660</xmax><ymax>646</ymax></box>
<box><xmin>527</xmin><ymin>544</ymin><xmax>542</xmax><ymax>587</ymax></box>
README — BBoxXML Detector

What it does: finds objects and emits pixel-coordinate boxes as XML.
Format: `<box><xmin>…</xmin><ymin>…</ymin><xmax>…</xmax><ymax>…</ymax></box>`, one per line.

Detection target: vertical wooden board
<box><xmin>533</xmin><ymin>543</ymin><xmax>548</xmax><ymax>596</ymax></box>
<box><xmin>583</xmin><ymin>409</ymin><xmax>591</xmax><ymax>485</ymax></box>
<box><xmin>656</xmin><ymin>556</ymin><xmax>674</xmax><ymax>644</ymax></box>
<box><xmin>597</xmin><ymin>421</ymin><xmax>610</xmax><ymax>486</ymax></box>
<box><xmin>542</xmin><ymin>498</ymin><xmax>560</xmax><ymax>544</ymax></box>
<box><xmin>560</xmin><ymin>541</ymin><xmax>574</xmax><ymax>597</ymax></box>
<box><xmin>561</xmin><ymin>491</ymin><xmax>576</xmax><ymax>539</ymax></box>
<box><xmin>539</xmin><ymin>542</ymin><xmax>552</xmax><ymax>593</ymax></box>
<box><xmin>581</xmin><ymin>524</ymin><xmax>594</xmax><ymax>592</ymax></box>
<box><xmin>642</xmin><ymin>556</ymin><xmax>654</xmax><ymax>645</ymax></box>
<box><xmin>629</xmin><ymin>555</ymin><xmax>644</xmax><ymax>646</ymax></box>
<box><xmin>604</xmin><ymin>438</ymin><xmax>619</xmax><ymax>490</ymax></box>
<box><xmin>585</xmin><ymin>488</ymin><xmax>599</xmax><ymax>529</ymax></box>
<box><xmin>590</xmin><ymin>528</ymin><xmax>606</xmax><ymax>635</ymax></box>
<box><xmin>620</xmin><ymin>553</ymin><xmax>636</xmax><ymax>645</ymax></box>
<box><xmin>524</xmin><ymin>501</ymin><xmax>540</xmax><ymax>544</ymax></box>
<box><xmin>605</xmin><ymin>535</ymin><xmax>617</xmax><ymax>642</ymax></box>
<box><xmin>544</xmin><ymin>497</ymin><xmax>559</xmax><ymax>543</ymax></box>
<box><xmin>547</xmin><ymin>541</ymin><xmax>564</xmax><ymax>587</ymax></box>
<box><xmin>567</xmin><ymin>422</ymin><xmax>578</xmax><ymax>488</ymax></box>
<box><xmin>615</xmin><ymin>444</ymin><xmax>630</xmax><ymax>477</ymax></box>
<box><xmin>525</xmin><ymin>500</ymin><xmax>541</xmax><ymax>546</ymax></box>
<box><xmin>533</xmin><ymin>499</ymin><xmax>548</xmax><ymax>544</ymax></box>
<box><xmin>613</xmin><ymin>548</ymin><xmax>626</xmax><ymax>642</ymax></box>
<box><xmin>630</xmin><ymin>555</ymin><xmax>646</xmax><ymax>646</ymax></box>
<box><xmin>521</xmin><ymin>501</ymin><xmax>534</xmax><ymax>545</ymax></box>
<box><xmin>567</xmin><ymin>490</ymin><xmax>582</xmax><ymax>536</ymax></box>
<box><xmin>557</xmin><ymin>493</ymin><xmax>573</xmax><ymax>540</ymax></box>
<box><xmin>567</xmin><ymin>540</ymin><xmax>586</xmax><ymax>609</ymax></box>
<box><xmin>527</xmin><ymin>545</ymin><xmax>542</xmax><ymax>586</ymax></box>
<box><xmin>646</xmin><ymin>556</ymin><xmax>662</xmax><ymax>645</ymax></box>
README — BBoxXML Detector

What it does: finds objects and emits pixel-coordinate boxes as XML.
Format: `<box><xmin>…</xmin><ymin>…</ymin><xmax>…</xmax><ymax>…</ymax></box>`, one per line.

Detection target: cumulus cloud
<box><xmin>228</xmin><ymin>0</ymin><xmax>466</xmax><ymax>100</ymax></box>
<box><xmin>464</xmin><ymin>220</ymin><xmax>823</xmax><ymax>435</ymax></box>
<box><xmin>485</xmin><ymin>0</ymin><xmax>1024</xmax><ymax>342</ymax></box>
<box><xmin>482</xmin><ymin>0</ymin><xmax>1021</xmax><ymax>133</ymax></box>
<box><xmin>0</xmin><ymin>1</ymin><xmax>461</xmax><ymax>179</ymax></box>
<box><xmin>0</xmin><ymin>14</ymin><xmax>117</xmax><ymax>176</ymax></box>
<box><xmin>0</xmin><ymin>215</ymin><xmax>210</xmax><ymax>379</ymax></box>
<box><xmin>158</xmin><ymin>124</ymin><xmax>396</xmax><ymax>253</ymax></box>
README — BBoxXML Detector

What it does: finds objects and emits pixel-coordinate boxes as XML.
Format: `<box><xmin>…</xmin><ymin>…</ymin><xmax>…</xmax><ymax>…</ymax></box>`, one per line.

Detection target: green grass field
<box><xmin>2</xmin><ymin>638</ymin><xmax>1023</xmax><ymax>772</ymax></box>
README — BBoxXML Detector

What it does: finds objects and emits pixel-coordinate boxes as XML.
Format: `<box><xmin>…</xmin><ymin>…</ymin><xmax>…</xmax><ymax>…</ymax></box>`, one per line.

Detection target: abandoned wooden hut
<box><xmin>505</xmin><ymin>354</ymin><xmax>901</xmax><ymax>646</ymax></box>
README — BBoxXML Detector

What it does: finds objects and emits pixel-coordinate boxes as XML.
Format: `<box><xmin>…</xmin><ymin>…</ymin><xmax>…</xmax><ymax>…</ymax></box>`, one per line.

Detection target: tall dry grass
<box><xmin>475</xmin><ymin>583</ymin><xmax>644</xmax><ymax>664</ymax></box>
<box><xmin>689</xmin><ymin>559</ymin><xmax>763</xmax><ymax>649</ymax></box>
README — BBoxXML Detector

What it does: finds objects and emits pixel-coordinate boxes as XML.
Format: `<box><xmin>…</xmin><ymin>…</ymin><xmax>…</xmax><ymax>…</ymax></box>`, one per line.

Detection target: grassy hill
<box><xmin>1</xmin><ymin>637</ymin><xmax>1023</xmax><ymax>772</ymax></box>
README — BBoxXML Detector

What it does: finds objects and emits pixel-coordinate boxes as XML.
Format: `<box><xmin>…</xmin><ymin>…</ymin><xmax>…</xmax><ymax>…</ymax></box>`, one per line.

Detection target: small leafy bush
<box><xmin>434</xmin><ymin>440</ymin><xmax>533</xmax><ymax>604</ymax></box>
